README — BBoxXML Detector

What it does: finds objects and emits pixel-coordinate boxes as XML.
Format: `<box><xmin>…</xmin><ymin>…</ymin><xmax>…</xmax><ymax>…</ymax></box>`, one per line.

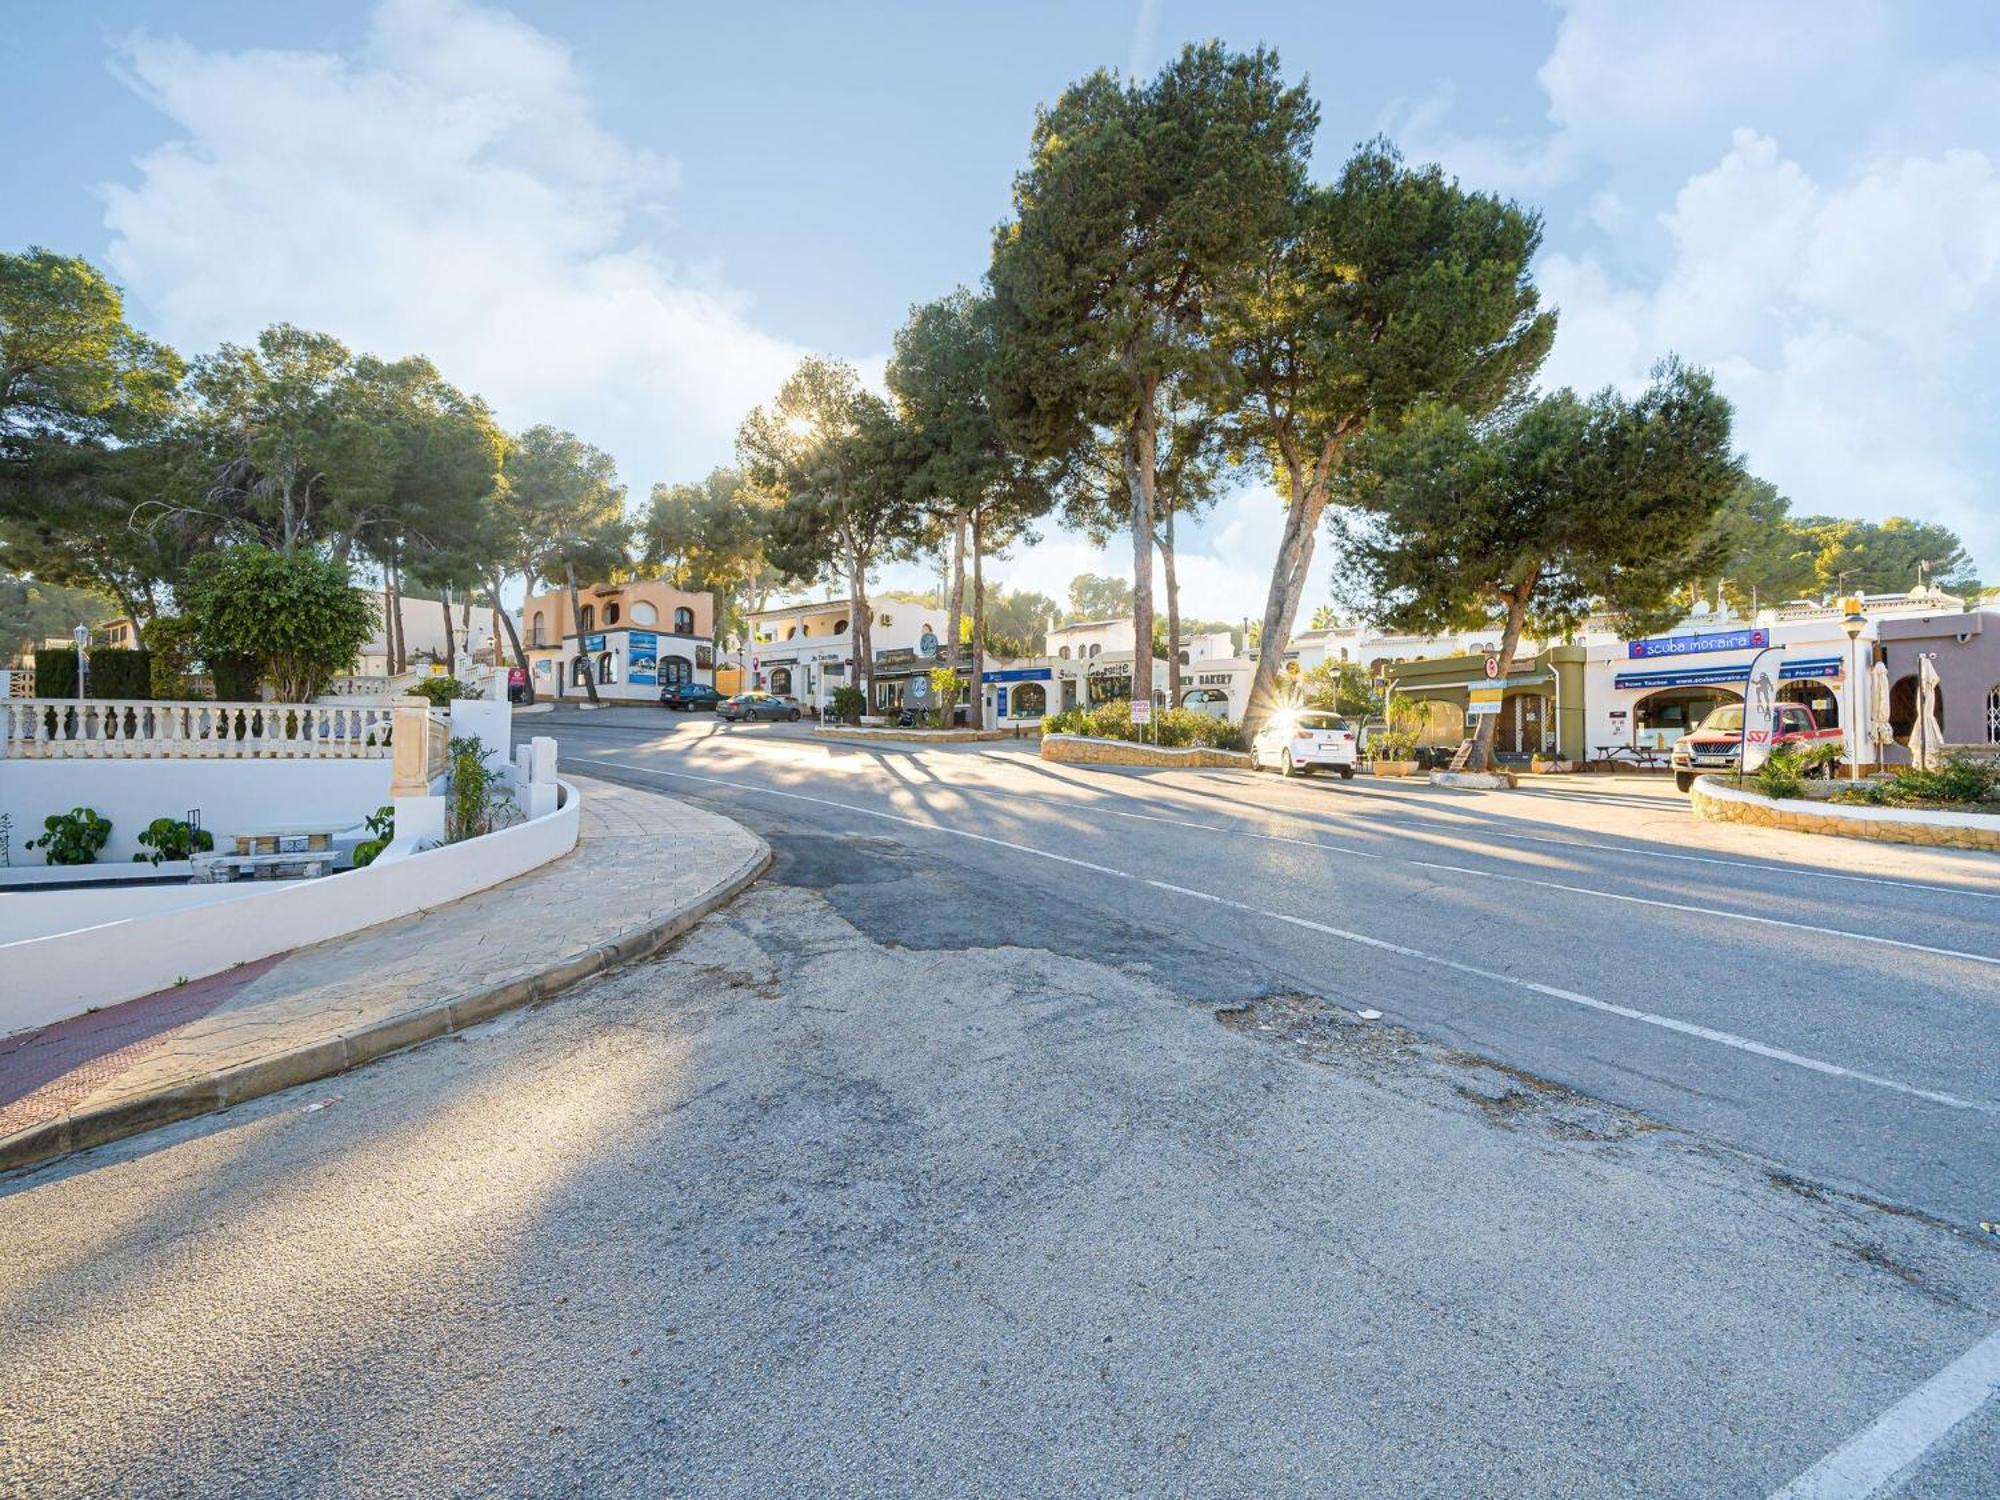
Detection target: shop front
<box><xmin>1383</xmin><ymin>647</ymin><xmax>1586</xmax><ymax>764</ymax></box>
<box><xmin>982</xmin><ymin>665</ymin><xmax>1054</xmax><ymax>727</ymax></box>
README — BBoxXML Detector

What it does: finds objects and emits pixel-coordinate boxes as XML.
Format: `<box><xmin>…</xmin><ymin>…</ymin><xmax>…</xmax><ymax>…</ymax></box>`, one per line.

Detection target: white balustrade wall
<box><xmin>2</xmin><ymin>699</ymin><xmax>394</xmax><ymax>760</ymax></box>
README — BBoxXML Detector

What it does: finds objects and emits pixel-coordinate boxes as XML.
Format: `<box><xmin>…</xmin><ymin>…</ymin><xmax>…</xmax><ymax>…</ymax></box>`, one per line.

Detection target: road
<box><xmin>547</xmin><ymin>711</ymin><xmax>2000</xmax><ymax>1228</ymax></box>
<box><xmin>2</xmin><ymin>708</ymin><xmax>1995</xmax><ymax>1496</ymax></box>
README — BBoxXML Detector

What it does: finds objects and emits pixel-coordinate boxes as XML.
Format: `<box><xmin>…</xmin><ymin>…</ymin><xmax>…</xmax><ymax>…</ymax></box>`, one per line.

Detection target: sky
<box><xmin>6</xmin><ymin>0</ymin><xmax>1998</xmax><ymax>617</ymax></box>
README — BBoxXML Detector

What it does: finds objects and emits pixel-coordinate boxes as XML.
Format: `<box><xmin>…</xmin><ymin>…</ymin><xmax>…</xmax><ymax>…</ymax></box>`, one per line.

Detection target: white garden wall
<box><xmin>1</xmin><ymin>781</ymin><xmax>581</xmax><ymax>1036</ymax></box>
<box><xmin>1</xmin><ymin>759</ymin><xmax>390</xmax><ymax>865</ymax></box>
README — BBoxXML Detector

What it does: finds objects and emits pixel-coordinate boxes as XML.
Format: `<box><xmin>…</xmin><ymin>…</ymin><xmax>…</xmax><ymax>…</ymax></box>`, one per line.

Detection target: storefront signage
<box><xmin>1627</xmin><ymin>627</ymin><xmax>1767</xmax><ymax>660</ymax></box>
<box><xmin>1467</xmin><ymin>684</ymin><xmax>1505</xmax><ymax>716</ymax></box>
<box><xmin>1615</xmin><ymin>657</ymin><xmax>1843</xmax><ymax>692</ymax></box>
<box><xmin>981</xmin><ymin>667</ymin><xmax>1052</xmax><ymax>683</ymax></box>
<box><xmin>583</xmin><ymin>633</ymin><xmax>606</xmax><ymax>652</ymax></box>
<box><xmin>627</xmin><ymin>630</ymin><xmax>658</xmax><ymax>686</ymax></box>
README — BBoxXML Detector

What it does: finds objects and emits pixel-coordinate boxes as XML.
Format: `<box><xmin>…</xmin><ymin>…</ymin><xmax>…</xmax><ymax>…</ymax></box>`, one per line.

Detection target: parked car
<box><xmin>660</xmin><ymin>682</ymin><xmax>724</xmax><ymax>712</ymax></box>
<box><xmin>1669</xmin><ymin>702</ymin><xmax>1843</xmax><ymax>791</ymax></box>
<box><xmin>717</xmin><ymin>692</ymin><xmax>803</xmax><ymax>723</ymax></box>
<box><xmin>1250</xmin><ymin>709</ymin><xmax>1358</xmax><ymax>778</ymax></box>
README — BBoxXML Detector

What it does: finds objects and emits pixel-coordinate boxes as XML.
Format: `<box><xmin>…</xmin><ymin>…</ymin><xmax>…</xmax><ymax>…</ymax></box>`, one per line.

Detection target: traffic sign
<box><xmin>1484</xmin><ymin>654</ymin><xmax>1501</xmax><ymax>679</ymax></box>
<box><xmin>1130</xmin><ymin>700</ymin><xmax>1152</xmax><ymax>725</ymax></box>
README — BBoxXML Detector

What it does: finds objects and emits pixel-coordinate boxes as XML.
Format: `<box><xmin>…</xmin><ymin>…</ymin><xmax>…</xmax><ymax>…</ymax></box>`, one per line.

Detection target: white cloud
<box><xmin>99</xmin><ymin>0</ymin><xmax>802</xmax><ymax>502</ymax></box>
<box><xmin>1540</xmin><ymin>130</ymin><xmax>2000</xmax><ymax>565</ymax></box>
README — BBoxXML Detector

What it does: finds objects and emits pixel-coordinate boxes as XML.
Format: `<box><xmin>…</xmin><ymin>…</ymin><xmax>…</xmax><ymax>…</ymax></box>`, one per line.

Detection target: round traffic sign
<box><xmin>1484</xmin><ymin>654</ymin><xmax>1500</xmax><ymax>679</ymax></box>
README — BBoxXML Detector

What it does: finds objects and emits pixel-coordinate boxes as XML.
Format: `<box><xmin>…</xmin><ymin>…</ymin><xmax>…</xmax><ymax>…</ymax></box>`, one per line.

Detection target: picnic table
<box><xmin>1595</xmin><ymin>743</ymin><xmax>1669</xmax><ymax>769</ymax></box>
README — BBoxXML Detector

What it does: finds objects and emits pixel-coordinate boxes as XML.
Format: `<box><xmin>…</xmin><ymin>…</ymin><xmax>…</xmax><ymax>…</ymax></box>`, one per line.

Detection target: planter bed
<box><xmin>1689</xmin><ymin>775</ymin><xmax>2000</xmax><ymax>851</ymax></box>
<box><xmin>813</xmin><ymin>726</ymin><xmax>1020</xmax><ymax>745</ymax></box>
<box><xmin>1040</xmin><ymin>733</ymin><xmax>1250</xmax><ymax>769</ymax></box>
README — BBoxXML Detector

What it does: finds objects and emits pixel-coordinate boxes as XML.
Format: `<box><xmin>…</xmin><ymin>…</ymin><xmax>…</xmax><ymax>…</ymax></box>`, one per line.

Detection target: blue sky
<box><xmin>7</xmin><ymin>1</ymin><xmax>1998</xmax><ymax>614</ymax></box>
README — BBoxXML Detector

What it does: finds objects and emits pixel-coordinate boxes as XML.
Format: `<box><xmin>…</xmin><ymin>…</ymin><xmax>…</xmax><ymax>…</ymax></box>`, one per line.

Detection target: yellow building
<box><xmin>519</xmin><ymin>580</ymin><xmax>715</xmax><ymax>701</ymax></box>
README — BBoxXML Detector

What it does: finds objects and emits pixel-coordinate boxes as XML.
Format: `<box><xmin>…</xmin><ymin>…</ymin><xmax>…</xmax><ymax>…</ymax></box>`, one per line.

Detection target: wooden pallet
<box><xmin>1447</xmin><ymin>738</ymin><xmax>1476</xmax><ymax>772</ymax></box>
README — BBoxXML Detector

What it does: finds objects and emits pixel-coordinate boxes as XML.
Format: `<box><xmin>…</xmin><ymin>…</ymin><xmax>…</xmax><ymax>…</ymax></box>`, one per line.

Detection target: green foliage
<box><xmin>207</xmin><ymin>653</ymin><xmax>263</xmax><ymax>703</ymax></box>
<box><xmin>404</xmin><ymin>676</ymin><xmax>479</xmax><ymax>706</ymax></box>
<box><xmin>1834</xmin><ymin>756</ymin><xmax>2000</xmax><ymax>809</ymax></box>
<box><xmin>926</xmin><ymin>666</ymin><xmax>962</xmax><ymax>728</ymax></box>
<box><xmin>0</xmin><ymin>573</ymin><xmax>117</xmax><ymax>662</ymax></box>
<box><xmin>1301</xmin><ymin>660</ymin><xmax>1380</xmax><ymax>718</ymax></box>
<box><xmin>1373</xmin><ymin>697</ymin><xmax>1433</xmax><ymax>760</ymax></box>
<box><xmin>144</xmin><ymin>614</ymin><xmax>199</xmax><ymax>698</ymax></box>
<box><xmin>982</xmin><ymin>587</ymin><xmax>1060</xmax><ymax>658</ymax></box>
<box><xmin>178</xmin><ymin>544</ymin><xmax>378</xmax><ymax>702</ymax></box>
<box><xmin>1750</xmin><ymin>742</ymin><xmax>1843</xmax><ymax>800</ymax></box>
<box><xmin>1044</xmin><ymin>700</ymin><xmax>1246</xmax><ymax>751</ymax></box>
<box><xmin>87</xmin><ymin>648</ymin><xmax>151</xmax><ymax>699</ymax></box>
<box><xmin>31</xmin><ymin>646</ymin><xmax>78</xmax><ymax>697</ymax></box>
<box><xmin>0</xmin><ymin>248</ymin><xmax>183</xmax><ymax>459</ymax></box>
<box><xmin>1698</xmin><ymin>481</ymin><xmax>1980</xmax><ymax>608</ymax></box>
<box><xmin>133</xmin><ymin>816</ymin><xmax>214</xmax><ymax>865</ymax></box>
<box><xmin>829</xmin><ymin>684</ymin><xmax>866</xmax><ymax>724</ymax></box>
<box><xmin>350</xmin><ymin>805</ymin><xmax>395</xmax><ymax>868</ymax></box>
<box><xmin>445</xmin><ymin>736</ymin><xmax>516</xmax><ymax>843</ymax></box>
<box><xmin>26</xmin><ymin>806</ymin><xmax>112</xmax><ymax>865</ymax></box>
<box><xmin>1065</xmin><ymin>573</ymin><xmax>1133</xmax><ymax>622</ymax></box>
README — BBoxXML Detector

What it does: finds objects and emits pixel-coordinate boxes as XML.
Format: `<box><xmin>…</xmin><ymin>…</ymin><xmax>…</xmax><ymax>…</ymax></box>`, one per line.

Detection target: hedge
<box><xmin>1042</xmin><ymin>699</ymin><xmax>1246</xmax><ymax>752</ymax></box>
<box><xmin>30</xmin><ymin>647</ymin><xmax>154</xmax><ymax>699</ymax></box>
<box><xmin>208</xmin><ymin>655</ymin><xmax>264</xmax><ymax>703</ymax></box>
<box><xmin>32</xmin><ymin>647</ymin><xmax>78</xmax><ymax>698</ymax></box>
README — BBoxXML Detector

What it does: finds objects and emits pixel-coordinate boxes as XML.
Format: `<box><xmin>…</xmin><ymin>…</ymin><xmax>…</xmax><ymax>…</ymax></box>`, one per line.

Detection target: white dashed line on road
<box><xmin>583</xmin><ymin>755</ymin><xmax>1999</xmax><ymax>1117</ymax></box>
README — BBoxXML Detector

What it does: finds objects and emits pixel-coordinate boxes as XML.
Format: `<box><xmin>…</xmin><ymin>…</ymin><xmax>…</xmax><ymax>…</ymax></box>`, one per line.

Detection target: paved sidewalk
<box><xmin>0</xmin><ymin>776</ymin><xmax>769</xmax><ymax>1175</ymax></box>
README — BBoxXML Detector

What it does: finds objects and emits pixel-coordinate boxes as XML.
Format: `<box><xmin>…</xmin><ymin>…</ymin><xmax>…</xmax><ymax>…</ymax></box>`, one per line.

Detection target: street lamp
<box><xmin>72</xmin><ymin>623</ymin><xmax>89</xmax><ymax>708</ymax></box>
<box><xmin>1840</xmin><ymin>600</ymin><xmax>1866</xmax><ymax>782</ymax></box>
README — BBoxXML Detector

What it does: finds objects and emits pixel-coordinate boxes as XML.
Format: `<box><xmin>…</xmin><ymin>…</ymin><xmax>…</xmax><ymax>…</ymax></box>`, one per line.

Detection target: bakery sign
<box><xmin>1627</xmin><ymin>627</ymin><xmax>1767</xmax><ymax>660</ymax></box>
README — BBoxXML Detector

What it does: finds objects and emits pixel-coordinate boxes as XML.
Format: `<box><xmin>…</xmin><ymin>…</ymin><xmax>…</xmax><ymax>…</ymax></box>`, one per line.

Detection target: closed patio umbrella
<box><xmin>1912</xmin><ymin>654</ymin><xmax>1945</xmax><ymax>771</ymax></box>
<box><xmin>1868</xmin><ymin>660</ymin><xmax>1892</xmax><ymax>763</ymax></box>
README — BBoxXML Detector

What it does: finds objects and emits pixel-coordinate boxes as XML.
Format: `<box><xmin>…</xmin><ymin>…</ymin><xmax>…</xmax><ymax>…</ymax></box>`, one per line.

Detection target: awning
<box><xmin>1614</xmin><ymin>658</ymin><xmax>1844</xmax><ymax>691</ymax></box>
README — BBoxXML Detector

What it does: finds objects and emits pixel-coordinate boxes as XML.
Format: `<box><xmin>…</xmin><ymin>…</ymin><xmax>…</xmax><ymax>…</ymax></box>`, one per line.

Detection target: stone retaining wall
<box><xmin>1688</xmin><ymin>776</ymin><xmax>2000</xmax><ymax>851</ymax></box>
<box><xmin>1040</xmin><ymin>734</ymin><xmax>1251</xmax><ymax>769</ymax></box>
<box><xmin>813</xmin><ymin>726</ymin><xmax>1020</xmax><ymax>744</ymax></box>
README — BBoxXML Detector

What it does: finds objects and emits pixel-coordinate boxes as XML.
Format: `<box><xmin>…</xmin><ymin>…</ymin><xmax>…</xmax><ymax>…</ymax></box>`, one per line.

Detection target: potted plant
<box><xmin>1369</xmin><ymin>696</ymin><xmax>1430</xmax><ymax>776</ymax></box>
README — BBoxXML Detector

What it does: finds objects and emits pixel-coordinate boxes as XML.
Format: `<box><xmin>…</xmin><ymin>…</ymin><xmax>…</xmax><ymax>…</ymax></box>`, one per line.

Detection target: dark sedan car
<box><xmin>660</xmin><ymin>682</ymin><xmax>724</xmax><ymax>711</ymax></box>
<box><xmin>716</xmin><ymin>692</ymin><xmax>803</xmax><ymax>722</ymax></box>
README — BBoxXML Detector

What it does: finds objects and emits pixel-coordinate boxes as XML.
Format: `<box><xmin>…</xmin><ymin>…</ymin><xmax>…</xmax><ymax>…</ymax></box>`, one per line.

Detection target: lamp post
<box><xmin>1840</xmin><ymin>600</ymin><xmax>1865</xmax><ymax>782</ymax></box>
<box><xmin>72</xmin><ymin>624</ymin><xmax>89</xmax><ymax>708</ymax></box>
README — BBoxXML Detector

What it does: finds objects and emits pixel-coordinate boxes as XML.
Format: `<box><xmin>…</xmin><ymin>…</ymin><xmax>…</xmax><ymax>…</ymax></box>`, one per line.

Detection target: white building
<box><xmin>746</xmin><ymin>597</ymin><xmax>941</xmax><ymax>712</ymax></box>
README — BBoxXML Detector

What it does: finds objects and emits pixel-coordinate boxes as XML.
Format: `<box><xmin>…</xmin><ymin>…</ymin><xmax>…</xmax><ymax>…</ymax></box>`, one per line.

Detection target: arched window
<box><xmin>571</xmin><ymin>657</ymin><xmax>592</xmax><ymax>686</ymax></box>
<box><xmin>1011</xmin><ymin>682</ymin><xmax>1047</xmax><ymax>718</ymax></box>
<box><xmin>834</xmin><ymin>618</ymin><xmax>849</xmax><ymax>634</ymax></box>
<box><xmin>1088</xmin><ymin>643</ymin><xmax>1101</xmax><ymax>659</ymax></box>
<box><xmin>769</xmin><ymin>666</ymin><xmax>793</xmax><ymax>694</ymax></box>
<box><xmin>673</xmin><ymin>606</ymin><xmax>695</xmax><ymax>635</ymax></box>
<box><xmin>578</xmin><ymin>604</ymin><xmax>595</xmax><ymax>633</ymax></box>
<box><xmin>597</xmin><ymin>651</ymin><xmax>618</xmax><ymax>684</ymax></box>
<box><xmin>660</xmin><ymin>655</ymin><xmax>693</xmax><ymax>686</ymax></box>
<box><xmin>1778</xmin><ymin>678</ymin><xmax>1838</xmax><ymax>729</ymax></box>
<box><xmin>1987</xmin><ymin>685</ymin><xmax>2000</xmax><ymax>744</ymax></box>
<box><xmin>630</xmin><ymin>601</ymin><xmax>658</xmax><ymax>626</ymax></box>
<box><xmin>530</xmin><ymin>611</ymin><xmax>546</xmax><ymax>647</ymax></box>
<box><xmin>1888</xmin><ymin>675</ymin><xmax>1945</xmax><ymax>743</ymax></box>
<box><xmin>1177</xmin><ymin>650</ymin><xmax>1190</xmax><ymax>666</ymax></box>
<box><xmin>1058</xmin><ymin>645</ymin><xmax>1071</xmax><ymax>659</ymax></box>
<box><xmin>604</xmin><ymin>602</ymin><xmax>620</xmax><ymax>625</ymax></box>
<box><xmin>785</xmin><ymin>626</ymin><xmax>797</xmax><ymax>640</ymax></box>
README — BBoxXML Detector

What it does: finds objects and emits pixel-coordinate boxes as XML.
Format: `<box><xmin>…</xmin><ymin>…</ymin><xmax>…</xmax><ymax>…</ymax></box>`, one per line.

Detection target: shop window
<box><xmin>834</xmin><ymin>618</ymin><xmax>849</xmax><ymax>633</ymax></box>
<box><xmin>1633</xmin><ymin>686</ymin><xmax>1740</xmax><ymax>749</ymax></box>
<box><xmin>1088</xmin><ymin>643</ymin><xmax>1101</xmax><ymax>659</ymax></box>
<box><xmin>661</xmin><ymin>655</ymin><xmax>693</xmax><ymax>686</ymax></box>
<box><xmin>1888</xmin><ymin>675</ymin><xmax>1945</xmax><ymax>743</ymax></box>
<box><xmin>597</xmin><ymin>651</ymin><xmax>618</xmax><ymax>684</ymax></box>
<box><xmin>1087</xmin><ymin>671</ymin><xmax>1132</xmax><ymax>706</ymax></box>
<box><xmin>630</xmin><ymin>601</ymin><xmax>658</xmax><ymax>626</ymax></box>
<box><xmin>530</xmin><ymin>611</ymin><xmax>546</xmax><ymax>647</ymax></box>
<box><xmin>571</xmin><ymin>657</ymin><xmax>592</xmax><ymax>687</ymax></box>
<box><xmin>1987</xmin><ymin>685</ymin><xmax>2000</xmax><ymax>744</ymax></box>
<box><xmin>769</xmin><ymin>667</ymin><xmax>793</xmax><ymax>695</ymax></box>
<box><xmin>1012</xmin><ymin>682</ymin><xmax>1047</xmax><ymax>718</ymax></box>
<box><xmin>1778</xmin><ymin>678</ymin><xmax>1838</xmax><ymax>729</ymax></box>
<box><xmin>604</xmin><ymin>602</ymin><xmax>620</xmax><ymax>625</ymax></box>
<box><xmin>578</xmin><ymin>604</ymin><xmax>595</xmax><ymax>633</ymax></box>
<box><xmin>674</xmin><ymin>606</ymin><xmax>695</xmax><ymax>634</ymax></box>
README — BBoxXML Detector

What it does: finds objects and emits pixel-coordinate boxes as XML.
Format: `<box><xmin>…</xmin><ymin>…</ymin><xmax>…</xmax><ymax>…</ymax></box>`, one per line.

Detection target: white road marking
<box><xmin>1769</xmin><ymin>1324</ymin><xmax>2000</xmax><ymax>1499</ymax></box>
<box><xmin>584</xmin><ymin>756</ymin><xmax>1998</xmax><ymax>1116</ymax></box>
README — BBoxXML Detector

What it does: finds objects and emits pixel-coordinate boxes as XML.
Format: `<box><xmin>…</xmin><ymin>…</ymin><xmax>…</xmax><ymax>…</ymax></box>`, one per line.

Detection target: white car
<box><xmin>1251</xmin><ymin>710</ymin><xmax>1359</xmax><ymax>778</ymax></box>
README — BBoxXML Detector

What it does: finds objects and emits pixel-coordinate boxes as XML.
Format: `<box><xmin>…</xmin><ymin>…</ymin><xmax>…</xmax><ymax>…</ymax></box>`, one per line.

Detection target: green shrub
<box><xmin>134</xmin><ymin>816</ymin><xmax>214</xmax><ymax>865</ymax></box>
<box><xmin>1751</xmin><ymin>747</ymin><xmax>1807</xmax><ymax>801</ymax></box>
<box><xmin>350</xmin><ymin>805</ymin><xmax>395</xmax><ymax>868</ymax></box>
<box><xmin>208</xmin><ymin>654</ymin><xmax>263</xmax><ymax>702</ymax></box>
<box><xmin>88</xmin><ymin>649</ymin><xmax>152</xmax><ymax>699</ymax></box>
<box><xmin>445</xmin><ymin>737</ymin><xmax>516</xmax><ymax>842</ymax></box>
<box><xmin>32</xmin><ymin>647</ymin><xmax>78</xmax><ymax>698</ymax></box>
<box><xmin>179</xmin><ymin>545</ymin><xmax>378</xmax><ymax>702</ymax></box>
<box><xmin>829</xmin><ymin>684</ymin><xmax>866</xmax><ymax>724</ymax></box>
<box><xmin>1835</xmin><ymin>755</ymin><xmax>1999</xmax><ymax>808</ymax></box>
<box><xmin>1043</xmin><ymin>699</ymin><xmax>1244</xmax><ymax>752</ymax></box>
<box><xmin>27</xmin><ymin>806</ymin><xmax>112</xmax><ymax>865</ymax></box>
<box><xmin>146</xmin><ymin>615</ymin><xmax>201</xmax><ymax>698</ymax></box>
<box><xmin>405</xmin><ymin>676</ymin><xmax>478</xmax><ymax>707</ymax></box>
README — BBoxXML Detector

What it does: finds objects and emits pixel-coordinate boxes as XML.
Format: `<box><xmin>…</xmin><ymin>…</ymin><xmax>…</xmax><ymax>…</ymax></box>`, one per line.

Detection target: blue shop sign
<box><xmin>627</xmin><ymin>630</ymin><xmax>658</xmax><ymax>686</ymax></box>
<box><xmin>1628</xmin><ymin>627</ymin><xmax>1768</xmax><ymax>659</ymax></box>
<box><xmin>583</xmin><ymin>633</ymin><xmax>606</xmax><ymax>652</ymax></box>
<box><xmin>981</xmin><ymin>667</ymin><xmax>1053</xmax><ymax>683</ymax></box>
<box><xmin>1615</xmin><ymin>656</ymin><xmax>1844</xmax><ymax>692</ymax></box>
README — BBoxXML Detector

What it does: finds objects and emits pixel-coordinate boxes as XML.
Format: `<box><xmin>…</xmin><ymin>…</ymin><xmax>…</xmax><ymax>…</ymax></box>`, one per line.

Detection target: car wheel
<box><xmin>1675</xmin><ymin>771</ymin><xmax>1695</xmax><ymax>793</ymax></box>
<box><xmin>1340</xmin><ymin>766</ymin><xmax>1355</xmax><ymax>780</ymax></box>
<box><xmin>1280</xmin><ymin>750</ymin><xmax>1297</xmax><ymax>777</ymax></box>
<box><xmin>789</xmin><ymin>709</ymin><xmax>801</xmax><ymax>722</ymax></box>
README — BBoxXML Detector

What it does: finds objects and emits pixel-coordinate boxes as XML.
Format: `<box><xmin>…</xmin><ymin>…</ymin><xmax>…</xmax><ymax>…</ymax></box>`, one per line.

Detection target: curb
<box><xmin>1039</xmin><ymin>734</ymin><xmax>1251</xmax><ymax>769</ymax></box>
<box><xmin>0</xmin><ymin>840</ymin><xmax>772</xmax><ymax>1179</ymax></box>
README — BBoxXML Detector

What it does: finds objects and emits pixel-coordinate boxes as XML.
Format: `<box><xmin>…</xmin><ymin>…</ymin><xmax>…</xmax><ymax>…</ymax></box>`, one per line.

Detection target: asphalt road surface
<box><xmin>1</xmin><ymin>709</ymin><xmax>1994</xmax><ymax>1496</ymax></box>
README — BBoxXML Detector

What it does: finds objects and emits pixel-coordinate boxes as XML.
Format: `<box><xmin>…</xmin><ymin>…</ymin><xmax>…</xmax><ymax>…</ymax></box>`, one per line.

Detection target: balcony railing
<box><xmin>2</xmin><ymin>699</ymin><xmax>396</xmax><ymax>760</ymax></box>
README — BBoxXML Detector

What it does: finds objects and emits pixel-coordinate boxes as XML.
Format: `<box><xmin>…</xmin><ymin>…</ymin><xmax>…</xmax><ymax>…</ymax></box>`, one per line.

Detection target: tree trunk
<box><xmin>387</xmin><ymin>559</ymin><xmax>405</xmax><ymax>676</ymax></box>
<box><xmin>944</xmin><ymin>524</ymin><xmax>968</xmax><ymax>676</ymax></box>
<box><xmin>970</xmin><ymin>509</ymin><xmax>986</xmax><ymax>731</ymax></box>
<box><xmin>1162</xmin><ymin>499</ymin><xmax>1181</xmax><ymax>707</ymax></box>
<box><xmin>1469</xmin><ymin>571</ymin><xmax>1537</xmax><ymax>772</ymax></box>
<box><xmin>1243</xmin><ymin>440</ymin><xmax>1337</xmax><ymax>741</ymax></box>
<box><xmin>850</xmin><ymin>557</ymin><xmax>873</xmax><ymax>711</ymax></box>
<box><xmin>1125</xmin><ymin>384</ymin><xmax>1158</xmax><ymax>710</ymax></box>
<box><xmin>492</xmin><ymin>570</ymin><xmax>534</xmax><ymax>704</ymax></box>
<box><xmin>567</xmin><ymin>558</ymin><xmax>599</xmax><ymax>704</ymax></box>
<box><xmin>439</xmin><ymin>587</ymin><xmax>456</xmax><ymax>678</ymax></box>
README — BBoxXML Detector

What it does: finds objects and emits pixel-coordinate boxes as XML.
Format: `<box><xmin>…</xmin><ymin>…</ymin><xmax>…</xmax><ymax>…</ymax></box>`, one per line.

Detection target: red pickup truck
<box><xmin>1670</xmin><ymin>703</ymin><xmax>1845</xmax><ymax>791</ymax></box>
